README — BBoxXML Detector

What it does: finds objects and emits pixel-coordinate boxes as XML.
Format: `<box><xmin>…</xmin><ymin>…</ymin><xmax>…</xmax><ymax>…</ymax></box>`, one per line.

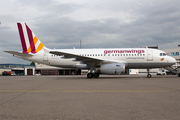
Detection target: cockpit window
<box><xmin>163</xmin><ymin>53</ymin><xmax>167</xmax><ymax>56</ymax></box>
<box><xmin>160</xmin><ymin>53</ymin><xmax>167</xmax><ymax>56</ymax></box>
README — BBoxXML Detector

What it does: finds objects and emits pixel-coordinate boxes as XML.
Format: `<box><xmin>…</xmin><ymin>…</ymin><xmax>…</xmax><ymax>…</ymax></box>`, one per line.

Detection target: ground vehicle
<box><xmin>156</xmin><ymin>70</ymin><xmax>166</xmax><ymax>75</ymax></box>
<box><xmin>2</xmin><ymin>71</ymin><xmax>16</xmax><ymax>76</ymax></box>
<box><xmin>11</xmin><ymin>71</ymin><xmax>16</xmax><ymax>76</ymax></box>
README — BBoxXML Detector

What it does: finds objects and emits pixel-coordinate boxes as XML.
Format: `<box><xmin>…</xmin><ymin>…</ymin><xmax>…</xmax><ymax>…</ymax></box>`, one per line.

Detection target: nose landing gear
<box><xmin>147</xmin><ymin>74</ymin><xmax>152</xmax><ymax>78</ymax></box>
<box><xmin>147</xmin><ymin>69</ymin><xmax>152</xmax><ymax>78</ymax></box>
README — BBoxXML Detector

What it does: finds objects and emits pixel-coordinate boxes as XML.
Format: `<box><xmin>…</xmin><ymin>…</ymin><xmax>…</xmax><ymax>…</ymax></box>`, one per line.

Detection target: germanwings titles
<box><xmin>4</xmin><ymin>23</ymin><xmax>176</xmax><ymax>78</ymax></box>
<box><xmin>104</xmin><ymin>49</ymin><xmax>145</xmax><ymax>54</ymax></box>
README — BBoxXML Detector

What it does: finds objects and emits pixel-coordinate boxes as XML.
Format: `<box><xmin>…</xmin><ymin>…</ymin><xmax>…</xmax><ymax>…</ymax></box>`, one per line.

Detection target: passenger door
<box><xmin>147</xmin><ymin>50</ymin><xmax>153</xmax><ymax>61</ymax></box>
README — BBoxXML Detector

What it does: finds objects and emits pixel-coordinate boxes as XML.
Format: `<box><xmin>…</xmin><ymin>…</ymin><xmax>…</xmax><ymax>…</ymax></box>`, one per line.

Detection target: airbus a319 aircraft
<box><xmin>4</xmin><ymin>23</ymin><xmax>176</xmax><ymax>78</ymax></box>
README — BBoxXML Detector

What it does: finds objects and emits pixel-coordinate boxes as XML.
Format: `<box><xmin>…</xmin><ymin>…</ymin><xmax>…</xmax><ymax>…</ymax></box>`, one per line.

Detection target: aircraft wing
<box><xmin>50</xmin><ymin>51</ymin><xmax>127</xmax><ymax>67</ymax></box>
<box><xmin>4</xmin><ymin>51</ymin><xmax>33</xmax><ymax>57</ymax></box>
<box><xmin>50</xmin><ymin>51</ymin><xmax>103</xmax><ymax>63</ymax></box>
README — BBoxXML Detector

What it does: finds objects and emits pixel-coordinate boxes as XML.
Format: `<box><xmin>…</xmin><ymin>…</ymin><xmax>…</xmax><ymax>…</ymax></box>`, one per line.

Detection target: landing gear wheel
<box><xmin>94</xmin><ymin>73</ymin><xmax>99</xmax><ymax>78</ymax></box>
<box><xmin>178</xmin><ymin>73</ymin><xmax>180</xmax><ymax>77</ymax></box>
<box><xmin>147</xmin><ymin>74</ymin><xmax>152</xmax><ymax>78</ymax></box>
<box><xmin>87</xmin><ymin>73</ymin><xmax>93</xmax><ymax>78</ymax></box>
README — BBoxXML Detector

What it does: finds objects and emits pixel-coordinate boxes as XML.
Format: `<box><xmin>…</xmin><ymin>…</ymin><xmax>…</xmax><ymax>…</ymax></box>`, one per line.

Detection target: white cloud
<box><xmin>0</xmin><ymin>0</ymin><xmax>180</xmax><ymax>63</ymax></box>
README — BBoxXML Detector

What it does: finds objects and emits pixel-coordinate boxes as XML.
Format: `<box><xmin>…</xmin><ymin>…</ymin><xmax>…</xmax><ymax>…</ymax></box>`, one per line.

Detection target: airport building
<box><xmin>163</xmin><ymin>45</ymin><xmax>180</xmax><ymax>67</ymax></box>
<box><xmin>0</xmin><ymin>63</ymin><xmax>81</xmax><ymax>76</ymax></box>
<box><xmin>35</xmin><ymin>63</ymin><xmax>81</xmax><ymax>75</ymax></box>
<box><xmin>0</xmin><ymin>64</ymin><xmax>35</xmax><ymax>75</ymax></box>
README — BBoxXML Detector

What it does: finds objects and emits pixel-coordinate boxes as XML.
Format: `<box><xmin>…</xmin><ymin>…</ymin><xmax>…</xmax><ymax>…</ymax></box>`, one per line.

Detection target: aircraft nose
<box><xmin>169</xmin><ymin>57</ymin><xmax>176</xmax><ymax>64</ymax></box>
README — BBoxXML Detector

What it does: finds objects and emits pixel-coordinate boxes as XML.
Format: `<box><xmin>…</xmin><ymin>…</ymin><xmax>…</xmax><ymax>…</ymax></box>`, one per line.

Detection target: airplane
<box><xmin>4</xmin><ymin>22</ymin><xmax>177</xmax><ymax>78</ymax></box>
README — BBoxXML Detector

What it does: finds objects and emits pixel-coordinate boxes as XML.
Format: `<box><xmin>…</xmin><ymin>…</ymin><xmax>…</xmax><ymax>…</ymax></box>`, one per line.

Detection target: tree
<box><xmin>30</xmin><ymin>62</ymin><xmax>35</xmax><ymax>66</ymax></box>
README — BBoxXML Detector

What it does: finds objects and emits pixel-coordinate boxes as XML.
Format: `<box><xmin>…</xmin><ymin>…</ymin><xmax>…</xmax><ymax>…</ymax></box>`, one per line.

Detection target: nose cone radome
<box><xmin>169</xmin><ymin>56</ymin><xmax>176</xmax><ymax>64</ymax></box>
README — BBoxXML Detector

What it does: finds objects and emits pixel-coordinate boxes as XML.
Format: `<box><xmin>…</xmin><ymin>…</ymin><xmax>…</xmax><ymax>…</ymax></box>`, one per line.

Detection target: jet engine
<box><xmin>73</xmin><ymin>64</ymin><xmax>89</xmax><ymax>69</ymax></box>
<box><xmin>96</xmin><ymin>63</ymin><xmax>125</xmax><ymax>75</ymax></box>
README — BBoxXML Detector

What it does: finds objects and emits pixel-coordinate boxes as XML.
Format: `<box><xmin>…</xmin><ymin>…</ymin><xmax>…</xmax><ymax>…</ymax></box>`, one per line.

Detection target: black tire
<box><xmin>87</xmin><ymin>73</ymin><xmax>93</xmax><ymax>78</ymax></box>
<box><xmin>94</xmin><ymin>73</ymin><xmax>99</xmax><ymax>78</ymax></box>
<box><xmin>147</xmin><ymin>74</ymin><xmax>152</xmax><ymax>78</ymax></box>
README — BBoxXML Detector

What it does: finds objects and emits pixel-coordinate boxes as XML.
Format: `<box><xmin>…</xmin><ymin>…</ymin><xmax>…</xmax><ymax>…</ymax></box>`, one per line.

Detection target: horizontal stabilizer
<box><xmin>4</xmin><ymin>51</ymin><xmax>33</xmax><ymax>57</ymax></box>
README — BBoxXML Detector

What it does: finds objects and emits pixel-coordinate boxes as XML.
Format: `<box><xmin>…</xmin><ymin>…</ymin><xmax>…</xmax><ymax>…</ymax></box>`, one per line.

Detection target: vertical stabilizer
<box><xmin>17</xmin><ymin>23</ymin><xmax>44</xmax><ymax>54</ymax></box>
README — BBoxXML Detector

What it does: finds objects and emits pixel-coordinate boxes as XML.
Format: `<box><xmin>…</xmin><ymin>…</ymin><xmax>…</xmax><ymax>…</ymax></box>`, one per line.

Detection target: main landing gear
<box><xmin>87</xmin><ymin>73</ymin><xmax>100</xmax><ymax>78</ymax></box>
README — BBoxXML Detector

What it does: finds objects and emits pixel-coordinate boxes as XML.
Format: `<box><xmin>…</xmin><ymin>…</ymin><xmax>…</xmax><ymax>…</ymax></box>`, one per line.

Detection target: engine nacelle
<box><xmin>96</xmin><ymin>63</ymin><xmax>125</xmax><ymax>75</ymax></box>
<box><xmin>73</xmin><ymin>64</ymin><xmax>89</xmax><ymax>69</ymax></box>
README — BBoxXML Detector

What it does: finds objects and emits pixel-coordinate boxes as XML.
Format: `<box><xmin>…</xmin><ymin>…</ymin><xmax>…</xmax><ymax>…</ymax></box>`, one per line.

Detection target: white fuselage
<box><xmin>20</xmin><ymin>48</ymin><xmax>176</xmax><ymax>69</ymax></box>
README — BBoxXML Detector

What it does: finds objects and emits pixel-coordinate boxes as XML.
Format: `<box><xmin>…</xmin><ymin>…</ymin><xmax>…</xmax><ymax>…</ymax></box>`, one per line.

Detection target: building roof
<box><xmin>0</xmin><ymin>64</ymin><xmax>35</xmax><ymax>68</ymax></box>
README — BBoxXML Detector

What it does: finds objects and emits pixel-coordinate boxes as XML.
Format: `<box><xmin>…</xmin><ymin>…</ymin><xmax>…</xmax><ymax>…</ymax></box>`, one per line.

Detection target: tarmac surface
<box><xmin>0</xmin><ymin>75</ymin><xmax>179</xmax><ymax>120</ymax></box>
